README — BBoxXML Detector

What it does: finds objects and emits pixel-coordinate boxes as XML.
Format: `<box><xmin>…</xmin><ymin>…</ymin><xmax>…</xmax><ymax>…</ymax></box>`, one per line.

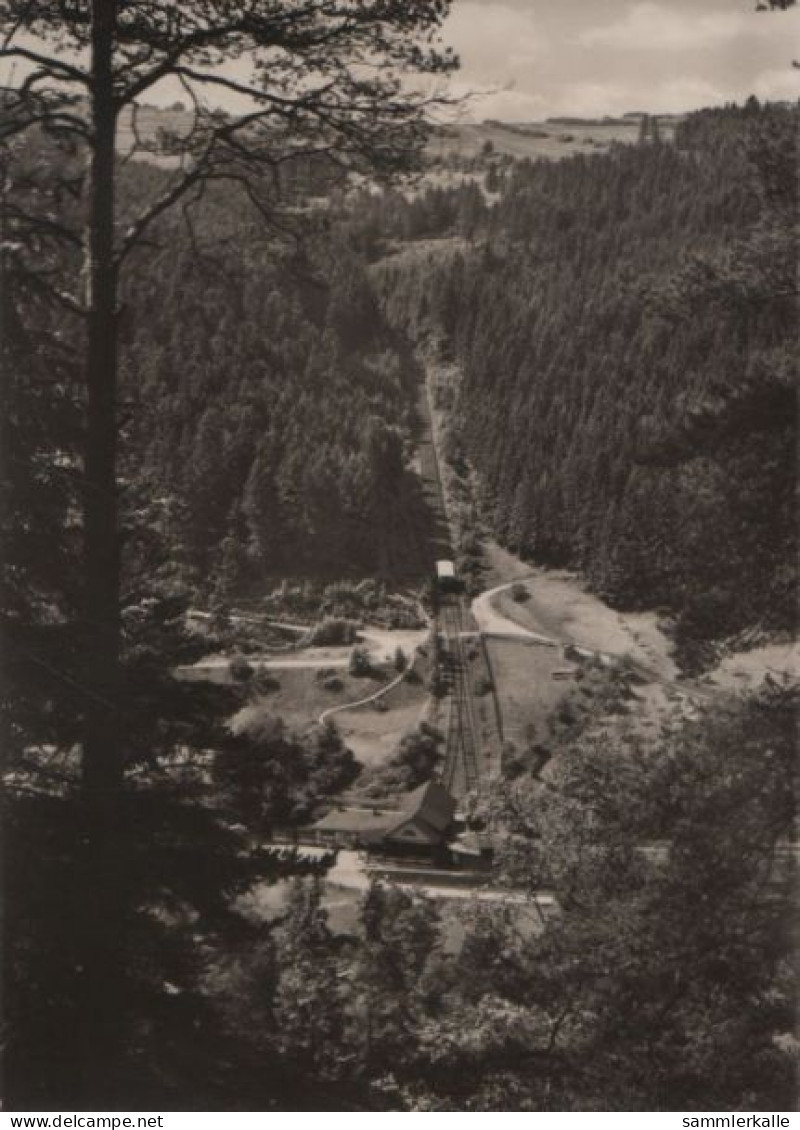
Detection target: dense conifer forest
<box><xmin>94</xmin><ymin>103</ymin><xmax>797</xmax><ymax>662</ymax></box>
<box><xmin>373</xmin><ymin>103</ymin><xmax>797</xmax><ymax>668</ymax></box>
<box><xmin>3</xmin><ymin>87</ymin><xmax>797</xmax><ymax>1110</ymax></box>
<box><xmin>117</xmin><ymin>176</ymin><xmax>426</xmax><ymax>592</ymax></box>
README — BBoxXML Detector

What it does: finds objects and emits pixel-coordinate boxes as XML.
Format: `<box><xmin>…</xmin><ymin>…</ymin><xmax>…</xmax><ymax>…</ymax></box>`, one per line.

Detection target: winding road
<box><xmin>470</xmin><ymin>577</ymin><xmax>559</xmax><ymax>646</ymax></box>
<box><xmin>318</xmin><ymin>666</ymin><xmax>408</xmax><ymax>725</ymax></box>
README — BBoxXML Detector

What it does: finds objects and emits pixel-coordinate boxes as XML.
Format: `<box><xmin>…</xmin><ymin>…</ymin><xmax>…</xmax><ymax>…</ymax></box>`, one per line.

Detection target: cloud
<box><xmin>545</xmin><ymin>81</ymin><xmax>631</xmax><ymax>118</ymax></box>
<box><xmin>578</xmin><ymin>2</ymin><xmax>746</xmax><ymax>52</ymax></box>
<box><xmin>442</xmin><ymin>0</ymin><xmax>800</xmax><ymax>122</ymax></box>
<box><xmin>444</xmin><ymin>2</ymin><xmax>549</xmax><ymax>82</ymax></box>
<box><xmin>640</xmin><ymin>77</ymin><xmax>729</xmax><ymax>113</ymax></box>
<box><xmin>538</xmin><ymin>77</ymin><xmax>727</xmax><ymax>118</ymax></box>
<box><xmin>753</xmin><ymin>67</ymin><xmax>800</xmax><ymax>102</ymax></box>
<box><xmin>462</xmin><ymin>68</ymin><xmax>796</xmax><ymax>123</ymax></box>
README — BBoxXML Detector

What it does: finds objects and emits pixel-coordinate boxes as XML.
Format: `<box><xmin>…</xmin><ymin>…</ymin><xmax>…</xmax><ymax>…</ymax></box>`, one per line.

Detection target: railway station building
<box><xmin>309</xmin><ymin>779</ymin><xmax>457</xmax><ymax>859</ymax></box>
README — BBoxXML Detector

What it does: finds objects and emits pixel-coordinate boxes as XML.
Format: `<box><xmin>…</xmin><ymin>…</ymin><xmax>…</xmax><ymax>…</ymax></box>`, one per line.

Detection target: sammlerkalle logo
<box><xmin>682</xmin><ymin>1119</ymin><xmax>791</xmax><ymax>1128</ymax></box>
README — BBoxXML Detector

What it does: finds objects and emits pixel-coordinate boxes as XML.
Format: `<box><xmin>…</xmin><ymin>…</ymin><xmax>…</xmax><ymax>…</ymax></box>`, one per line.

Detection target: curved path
<box><xmin>471</xmin><ymin>577</ymin><xmax>559</xmax><ymax>646</ymax></box>
<box><xmin>326</xmin><ymin>849</ymin><xmax>557</xmax><ymax>910</ymax></box>
<box><xmin>188</xmin><ymin>609</ymin><xmax>310</xmax><ymax>634</ymax></box>
<box><xmin>318</xmin><ymin>666</ymin><xmax>409</xmax><ymax>726</ymax></box>
<box><xmin>471</xmin><ymin>575</ymin><xmax>723</xmax><ymax>704</ymax></box>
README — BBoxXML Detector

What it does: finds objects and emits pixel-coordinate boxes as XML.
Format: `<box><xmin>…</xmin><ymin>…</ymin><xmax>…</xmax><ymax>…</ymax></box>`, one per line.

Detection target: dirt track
<box><xmin>471</xmin><ymin>577</ymin><xmax>559</xmax><ymax>646</ymax></box>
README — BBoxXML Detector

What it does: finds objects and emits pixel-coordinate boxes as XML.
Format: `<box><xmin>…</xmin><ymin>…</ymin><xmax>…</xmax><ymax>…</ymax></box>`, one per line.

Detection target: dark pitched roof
<box><xmin>312</xmin><ymin>780</ymin><xmax>456</xmax><ymax>842</ymax></box>
<box><xmin>312</xmin><ymin>807</ymin><xmax>399</xmax><ymax>836</ymax></box>
<box><xmin>400</xmin><ymin>780</ymin><xmax>456</xmax><ymax>833</ymax></box>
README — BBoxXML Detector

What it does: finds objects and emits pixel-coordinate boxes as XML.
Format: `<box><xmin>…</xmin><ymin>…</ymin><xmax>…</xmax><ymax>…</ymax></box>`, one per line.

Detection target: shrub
<box><xmin>309</xmin><ymin>617</ymin><xmax>359</xmax><ymax>646</ymax></box>
<box><xmin>229</xmin><ymin>655</ymin><xmax>254</xmax><ymax>683</ymax></box>
<box><xmin>510</xmin><ymin>582</ymin><xmax>530</xmax><ymax>603</ymax></box>
<box><xmin>255</xmin><ymin>673</ymin><xmax>281</xmax><ymax>694</ymax></box>
<box><xmin>348</xmin><ymin>645</ymin><xmax>372</xmax><ymax>678</ymax></box>
<box><xmin>322</xmin><ymin>676</ymin><xmax>344</xmax><ymax>693</ymax></box>
<box><xmin>557</xmin><ymin>702</ymin><xmax>577</xmax><ymax>726</ymax></box>
<box><xmin>385</xmin><ymin>727</ymin><xmax>442</xmax><ymax>788</ymax></box>
<box><xmin>429</xmin><ymin>669</ymin><xmax>448</xmax><ymax>698</ymax></box>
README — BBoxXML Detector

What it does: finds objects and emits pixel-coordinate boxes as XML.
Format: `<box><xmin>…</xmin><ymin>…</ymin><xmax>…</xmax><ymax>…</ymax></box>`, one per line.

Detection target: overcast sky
<box><xmin>5</xmin><ymin>1</ymin><xmax>797</xmax><ymax>121</ymax></box>
<box><xmin>444</xmin><ymin>0</ymin><xmax>800</xmax><ymax>120</ymax></box>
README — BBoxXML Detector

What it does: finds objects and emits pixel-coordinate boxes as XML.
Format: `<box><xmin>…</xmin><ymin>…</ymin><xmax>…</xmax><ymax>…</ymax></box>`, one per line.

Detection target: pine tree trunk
<box><xmin>83</xmin><ymin>0</ymin><xmax>120</xmax><ymax>796</ymax></box>
<box><xmin>76</xmin><ymin>0</ymin><xmax>125</xmax><ymax>1103</ymax></box>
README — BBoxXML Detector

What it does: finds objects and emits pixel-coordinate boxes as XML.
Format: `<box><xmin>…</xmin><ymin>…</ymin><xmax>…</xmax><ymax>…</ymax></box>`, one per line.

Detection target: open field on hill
<box><xmin>484</xmin><ymin>542</ymin><xmax>678</xmax><ymax>679</ymax></box>
<box><xmin>426</xmin><ymin>117</ymin><xmax>679</xmax><ymax>164</ymax></box>
<box><xmin>706</xmin><ymin>641</ymin><xmax>798</xmax><ymax>692</ymax></box>
<box><xmin>119</xmin><ymin>107</ymin><xmax>678</xmax><ymax>171</ymax></box>
<box><xmin>322</xmin><ymin>676</ymin><xmax>429</xmax><ymax>767</ymax></box>
<box><xmin>484</xmin><ymin>638</ymin><xmax>573</xmax><ymax>751</ymax></box>
<box><xmin>232</xmin><ymin>668</ymin><xmax>391</xmax><ymax>732</ymax></box>
<box><xmin>494</xmin><ymin>575</ymin><xmax>678</xmax><ymax>682</ymax></box>
<box><xmin>225</xmin><ymin>643</ymin><xmax>431</xmax><ymax>767</ymax></box>
<box><xmin>482</xmin><ymin>541</ymin><xmax>796</xmax><ymax>711</ymax></box>
<box><xmin>116</xmin><ymin>104</ymin><xmax>197</xmax><ymax>165</ymax></box>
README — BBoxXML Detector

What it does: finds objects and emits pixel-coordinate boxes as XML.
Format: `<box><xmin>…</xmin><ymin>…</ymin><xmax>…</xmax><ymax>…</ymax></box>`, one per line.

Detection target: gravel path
<box><xmin>327</xmin><ymin>850</ymin><xmax>556</xmax><ymax>907</ymax></box>
<box><xmin>471</xmin><ymin>577</ymin><xmax>559</xmax><ymax>645</ymax></box>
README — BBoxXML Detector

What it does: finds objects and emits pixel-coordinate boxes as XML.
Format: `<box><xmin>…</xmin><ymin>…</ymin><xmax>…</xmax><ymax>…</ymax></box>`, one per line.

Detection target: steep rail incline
<box><xmin>439</xmin><ymin>597</ymin><xmax>480</xmax><ymax>799</ymax></box>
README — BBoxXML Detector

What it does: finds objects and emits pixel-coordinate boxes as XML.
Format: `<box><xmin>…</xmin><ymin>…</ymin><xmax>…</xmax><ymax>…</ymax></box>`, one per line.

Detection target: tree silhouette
<box><xmin>0</xmin><ymin>0</ymin><xmax>456</xmax><ymax>1106</ymax></box>
<box><xmin>1</xmin><ymin>0</ymin><xmax>456</xmax><ymax>993</ymax></box>
<box><xmin>1</xmin><ymin>0</ymin><xmax>456</xmax><ymax>796</ymax></box>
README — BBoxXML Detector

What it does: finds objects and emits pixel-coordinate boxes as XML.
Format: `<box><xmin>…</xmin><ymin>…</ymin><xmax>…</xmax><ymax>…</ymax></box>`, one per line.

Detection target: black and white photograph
<box><xmin>1</xmin><ymin>0</ymin><xmax>798</xmax><ymax>1115</ymax></box>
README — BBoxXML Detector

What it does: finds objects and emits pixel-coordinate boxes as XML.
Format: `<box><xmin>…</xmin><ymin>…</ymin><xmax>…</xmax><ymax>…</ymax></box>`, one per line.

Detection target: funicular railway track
<box><xmin>413</xmin><ymin>369</ymin><xmax>482</xmax><ymax>799</ymax></box>
<box><xmin>438</xmin><ymin>596</ymin><xmax>480</xmax><ymax>798</ymax></box>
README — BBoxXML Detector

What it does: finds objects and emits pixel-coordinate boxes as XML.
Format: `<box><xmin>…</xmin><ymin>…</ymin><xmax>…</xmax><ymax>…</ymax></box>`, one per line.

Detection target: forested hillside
<box><xmin>373</xmin><ymin>103</ymin><xmax>797</xmax><ymax>669</ymax></box>
<box><xmin>4</xmin><ymin>76</ymin><xmax>797</xmax><ymax>1119</ymax></box>
<box><xmin>119</xmin><ymin>170</ymin><xmax>425</xmax><ymax>595</ymax></box>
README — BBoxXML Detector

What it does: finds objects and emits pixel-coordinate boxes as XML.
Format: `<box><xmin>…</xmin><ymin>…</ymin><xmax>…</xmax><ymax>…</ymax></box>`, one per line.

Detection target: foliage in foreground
<box><xmin>213</xmin><ymin>686</ymin><xmax>796</xmax><ymax>1111</ymax></box>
